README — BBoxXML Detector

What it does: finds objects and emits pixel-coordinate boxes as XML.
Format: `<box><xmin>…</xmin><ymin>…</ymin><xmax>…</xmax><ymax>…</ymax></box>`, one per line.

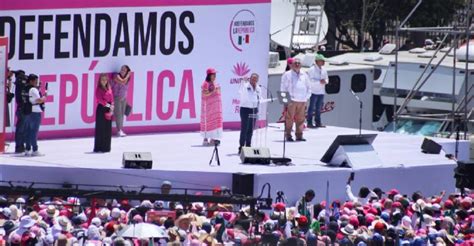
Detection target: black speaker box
<box><xmin>421</xmin><ymin>138</ymin><xmax>442</xmax><ymax>154</ymax></box>
<box><xmin>123</xmin><ymin>152</ymin><xmax>153</xmax><ymax>169</ymax></box>
<box><xmin>232</xmin><ymin>173</ymin><xmax>254</xmax><ymax>196</ymax></box>
<box><xmin>240</xmin><ymin>147</ymin><xmax>271</xmax><ymax>164</ymax></box>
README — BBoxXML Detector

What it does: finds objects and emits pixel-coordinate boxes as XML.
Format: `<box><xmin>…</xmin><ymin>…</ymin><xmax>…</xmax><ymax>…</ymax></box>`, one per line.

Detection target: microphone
<box><xmin>349</xmin><ymin>89</ymin><xmax>361</xmax><ymax>102</ymax></box>
<box><xmin>259</xmin><ymin>84</ymin><xmax>274</xmax><ymax>102</ymax></box>
<box><xmin>350</xmin><ymin>89</ymin><xmax>363</xmax><ymax>136</ymax></box>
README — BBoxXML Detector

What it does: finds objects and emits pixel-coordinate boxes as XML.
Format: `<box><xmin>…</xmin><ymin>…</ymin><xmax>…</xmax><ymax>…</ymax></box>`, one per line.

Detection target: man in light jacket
<box><xmin>307</xmin><ymin>54</ymin><xmax>329</xmax><ymax>128</ymax></box>
<box><xmin>280</xmin><ymin>58</ymin><xmax>311</xmax><ymax>141</ymax></box>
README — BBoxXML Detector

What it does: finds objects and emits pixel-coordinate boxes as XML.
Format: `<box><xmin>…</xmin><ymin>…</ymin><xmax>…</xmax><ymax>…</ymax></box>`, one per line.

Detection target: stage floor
<box><xmin>0</xmin><ymin>124</ymin><xmax>469</xmax><ymax>203</ymax></box>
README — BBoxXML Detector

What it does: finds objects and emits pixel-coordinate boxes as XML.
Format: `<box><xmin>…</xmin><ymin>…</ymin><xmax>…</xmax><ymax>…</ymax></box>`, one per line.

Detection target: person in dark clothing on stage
<box><xmin>93</xmin><ymin>74</ymin><xmax>114</xmax><ymax>153</ymax></box>
<box><xmin>238</xmin><ymin>73</ymin><xmax>262</xmax><ymax>154</ymax></box>
<box><xmin>13</xmin><ymin>70</ymin><xmax>27</xmax><ymax>153</ymax></box>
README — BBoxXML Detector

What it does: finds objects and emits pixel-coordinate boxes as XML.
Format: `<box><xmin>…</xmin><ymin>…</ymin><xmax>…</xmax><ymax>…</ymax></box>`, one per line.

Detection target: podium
<box><xmin>320</xmin><ymin>134</ymin><xmax>382</xmax><ymax>169</ymax></box>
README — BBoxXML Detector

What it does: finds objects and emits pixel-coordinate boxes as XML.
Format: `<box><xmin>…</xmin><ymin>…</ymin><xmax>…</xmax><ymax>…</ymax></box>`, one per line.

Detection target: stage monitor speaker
<box><xmin>421</xmin><ymin>138</ymin><xmax>442</xmax><ymax>154</ymax></box>
<box><xmin>454</xmin><ymin>161</ymin><xmax>474</xmax><ymax>189</ymax></box>
<box><xmin>123</xmin><ymin>152</ymin><xmax>153</xmax><ymax>169</ymax></box>
<box><xmin>232</xmin><ymin>173</ymin><xmax>254</xmax><ymax>196</ymax></box>
<box><xmin>240</xmin><ymin>147</ymin><xmax>271</xmax><ymax>165</ymax></box>
<box><xmin>320</xmin><ymin>134</ymin><xmax>380</xmax><ymax>168</ymax></box>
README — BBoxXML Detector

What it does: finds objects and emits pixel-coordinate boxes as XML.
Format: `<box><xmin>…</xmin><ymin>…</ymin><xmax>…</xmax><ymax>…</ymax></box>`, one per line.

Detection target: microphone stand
<box><xmin>277</xmin><ymin>93</ymin><xmax>291</xmax><ymax>165</ymax></box>
<box><xmin>258</xmin><ymin>84</ymin><xmax>274</xmax><ymax>151</ymax></box>
<box><xmin>350</xmin><ymin>89</ymin><xmax>363</xmax><ymax>136</ymax></box>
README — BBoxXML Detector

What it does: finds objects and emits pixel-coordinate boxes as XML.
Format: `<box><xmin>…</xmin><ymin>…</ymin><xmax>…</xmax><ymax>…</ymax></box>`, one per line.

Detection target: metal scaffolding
<box><xmin>289</xmin><ymin>0</ymin><xmax>326</xmax><ymax>50</ymax></box>
<box><xmin>393</xmin><ymin>0</ymin><xmax>473</xmax><ymax>140</ymax></box>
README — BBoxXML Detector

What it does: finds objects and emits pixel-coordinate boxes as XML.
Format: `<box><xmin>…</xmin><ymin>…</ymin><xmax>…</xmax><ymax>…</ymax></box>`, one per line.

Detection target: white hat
<box><xmin>57</xmin><ymin>216</ymin><xmax>71</xmax><ymax>232</ymax></box>
<box><xmin>0</xmin><ymin>207</ymin><xmax>11</xmax><ymax>218</ymax></box>
<box><xmin>341</xmin><ymin>224</ymin><xmax>356</xmax><ymax>235</ymax></box>
<box><xmin>77</xmin><ymin>213</ymin><xmax>87</xmax><ymax>223</ymax></box>
<box><xmin>401</xmin><ymin>216</ymin><xmax>412</xmax><ymax>229</ymax></box>
<box><xmin>87</xmin><ymin>225</ymin><xmax>100</xmax><ymax>240</ymax></box>
<box><xmin>9</xmin><ymin>205</ymin><xmax>22</xmax><ymax>220</ymax></box>
<box><xmin>15</xmin><ymin>197</ymin><xmax>26</xmax><ymax>204</ymax></box>
<box><xmin>140</xmin><ymin>200</ymin><xmax>153</xmax><ymax>209</ymax></box>
<box><xmin>91</xmin><ymin>217</ymin><xmax>101</xmax><ymax>227</ymax></box>
<box><xmin>19</xmin><ymin>215</ymin><xmax>36</xmax><ymax>229</ymax></box>
<box><xmin>97</xmin><ymin>208</ymin><xmax>110</xmax><ymax>221</ymax></box>
<box><xmin>111</xmin><ymin>208</ymin><xmax>121</xmax><ymax>219</ymax></box>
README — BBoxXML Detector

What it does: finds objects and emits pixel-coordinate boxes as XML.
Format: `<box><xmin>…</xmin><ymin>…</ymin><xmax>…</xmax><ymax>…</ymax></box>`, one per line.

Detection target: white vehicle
<box><xmin>267</xmin><ymin>57</ymin><xmax>374</xmax><ymax>130</ymax></box>
<box><xmin>327</xmin><ymin>47</ymin><xmax>473</xmax><ymax>136</ymax></box>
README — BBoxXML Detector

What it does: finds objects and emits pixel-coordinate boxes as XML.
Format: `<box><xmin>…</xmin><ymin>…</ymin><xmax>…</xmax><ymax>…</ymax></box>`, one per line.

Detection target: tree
<box><xmin>325</xmin><ymin>0</ymin><xmax>465</xmax><ymax>51</ymax></box>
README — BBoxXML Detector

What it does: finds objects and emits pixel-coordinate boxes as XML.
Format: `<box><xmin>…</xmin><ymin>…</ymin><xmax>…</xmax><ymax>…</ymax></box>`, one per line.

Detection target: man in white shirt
<box><xmin>306</xmin><ymin>54</ymin><xmax>329</xmax><ymax>128</ymax></box>
<box><xmin>345</xmin><ymin>184</ymin><xmax>378</xmax><ymax>205</ymax></box>
<box><xmin>280</xmin><ymin>58</ymin><xmax>311</xmax><ymax>141</ymax></box>
<box><xmin>238</xmin><ymin>73</ymin><xmax>262</xmax><ymax>153</ymax></box>
<box><xmin>24</xmin><ymin>74</ymin><xmax>46</xmax><ymax>156</ymax></box>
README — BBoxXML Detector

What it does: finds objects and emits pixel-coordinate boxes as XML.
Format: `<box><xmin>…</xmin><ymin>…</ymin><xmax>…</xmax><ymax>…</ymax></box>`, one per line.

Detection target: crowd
<box><xmin>0</xmin><ymin>181</ymin><xmax>472</xmax><ymax>246</ymax></box>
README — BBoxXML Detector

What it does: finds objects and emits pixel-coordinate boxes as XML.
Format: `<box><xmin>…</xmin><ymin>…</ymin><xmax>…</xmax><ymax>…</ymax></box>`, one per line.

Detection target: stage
<box><xmin>0</xmin><ymin>124</ymin><xmax>469</xmax><ymax>204</ymax></box>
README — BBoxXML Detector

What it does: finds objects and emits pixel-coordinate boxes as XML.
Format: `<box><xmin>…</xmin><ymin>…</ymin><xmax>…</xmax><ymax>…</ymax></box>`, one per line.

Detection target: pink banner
<box><xmin>0</xmin><ymin>0</ymin><xmax>271</xmax><ymax>10</ymax></box>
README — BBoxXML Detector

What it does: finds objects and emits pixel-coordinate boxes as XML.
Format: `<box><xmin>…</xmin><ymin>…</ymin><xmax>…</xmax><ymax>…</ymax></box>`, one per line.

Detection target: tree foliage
<box><xmin>325</xmin><ymin>0</ymin><xmax>465</xmax><ymax>50</ymax></box>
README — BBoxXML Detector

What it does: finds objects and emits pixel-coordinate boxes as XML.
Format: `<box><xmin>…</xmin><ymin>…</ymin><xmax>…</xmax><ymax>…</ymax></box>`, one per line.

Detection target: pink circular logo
<box><xmin>229</xmin><ymin>9</ymin><xmax>256</xmax><ymax>52</ymax></box>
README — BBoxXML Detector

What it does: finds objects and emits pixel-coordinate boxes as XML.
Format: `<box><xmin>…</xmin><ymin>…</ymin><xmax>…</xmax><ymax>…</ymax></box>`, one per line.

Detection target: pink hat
<box><xmin>444</xmin><ymin>199</ymin><xmax>454</xmax><ymax>209</ymax></box>
<box><xmin>221</xmin><ymin>212</ymin><xmax>236</xmax><ymax>223</ymax></box>
<box><xmin>343</xmin><ymin>201</ymin><xmax>354</xmax><ymax>210</ymax></box>
<box><xmin>416</xmin><ymin>228</ymin><xmax>427</xmax><ymax>237</ymax></box>
<box><xmin>365</xmin><ymin>214</ymin><xmax>375</xmax><ymax>225</ymax></box>
<box><xmin>206</xmin><ymin>68</ymin><xmax>217</xmax><ymax>75</ymax></box>
<box><xmin>392</xmin><ymin>201</ymin><xmax>402</xmax><ymax>209</ymax></box>
<box><xmin>340</xmin><ymin>214</ymin><xmax>350</xmax><ymax>222</ymax></box>
<box><xmin>273</xmin><ymin>202</ymin><xmax>286</xmax><ymax>212</ymax></box>
<box><xmin>287</xmin><ymin>57</ymin><xmax>294</xmax><ymax>65</ymax></box>
<box><xmin>297</xmin><ymin>215</ymin><xmax>308</xmax><ymax>226</ymax></box>
<box><xmin>349</xmin><ymin>216</ymin><xmax>359</xmax><ymax>228</ymax></box>
<box><xmin>387</xmin><ymin>189</ymin><xmax>399</xmax><ymax>196</ymax></box>
<box><xmin>461</xmin><ymin>197</ymin><xmax>472</xmax><ymax>209</ymax></box>
<box><xmin>132</xmin><ymin>214</ymin><xmax>143</xmax><ymax>223</ymax></box>
<box><xmin>367</xmin><ymin>207</ymin><xmax>378</xmax><ymax>216</ymax></box>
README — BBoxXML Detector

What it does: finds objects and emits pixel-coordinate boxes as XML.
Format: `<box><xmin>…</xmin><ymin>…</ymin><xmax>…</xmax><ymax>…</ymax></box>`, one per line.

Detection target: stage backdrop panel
<box><xmin>0</xmin><ymin>0</ymin><xmax>271</xmax><ymax>138</ymax></box>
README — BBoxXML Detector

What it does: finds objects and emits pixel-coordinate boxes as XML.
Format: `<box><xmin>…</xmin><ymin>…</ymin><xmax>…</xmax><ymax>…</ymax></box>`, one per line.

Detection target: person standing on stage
<box><xmin>307</xmin><ymin>54</ymin><xmax>329</xmax><ymax>128</ymax></box>
<box><xmin>24</xmin><ymin>74</ymin><xmax>45</xmax><ymax>156</ymax></box>
<box><xmin>112</xmin><ymin>65</ymin><xmax>131</xmax><ymax>137</ymax></box>
<box><xmin>280</xmin><ymin>58</ymin><xmax>311</xmax><ymax>141</ymax></box>
<box><xmin>200</xmin><ymin>68</ymin><xmax>223</xmax><ymax>146</ymax></box>
<box><xmin>238</xmin><ymin>73</ymin><xmax>262</xmax><ymax>154</ymax></box>
<box><xmin>14</xmin><ymin>70</ymin><xmax>27</xmax><ymax>153</ymax></box>
<box><xmin>94</xmin><ymin>74</ymin><xmax>114</xmax><ymax>153</ymax></box>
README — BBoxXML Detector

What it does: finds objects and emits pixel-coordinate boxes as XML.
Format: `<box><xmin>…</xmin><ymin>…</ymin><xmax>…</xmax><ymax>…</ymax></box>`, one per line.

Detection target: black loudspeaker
<box><xmin>421</xmin><ymin>138</ymin><xmax>442</xmax><ymax>154</ymax></box>
<box><xmin>123</xmin><ymin>152</ymin><xmax>153</xmax><ymax>169</ymax></box>
<box><xmin>454</xmin><ymin>161</ymin><xmax>474</xmax><ymax>189</ymax></box>
<box><xmin>232</xmin><ymin>173</ymin><xmax>254</xmax><ymax>196</ymax></box>
<box><xmin>240</xmin><ymin>147</ymin><xmax>271</xmax><ymax>164</ymax></box>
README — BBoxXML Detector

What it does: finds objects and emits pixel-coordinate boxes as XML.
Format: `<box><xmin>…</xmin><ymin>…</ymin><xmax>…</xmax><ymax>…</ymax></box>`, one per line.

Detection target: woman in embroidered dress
<box><xmin>200</xmin><ymin>68</ymin><xmax>223</xmax><ymax>146</ymax></box>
